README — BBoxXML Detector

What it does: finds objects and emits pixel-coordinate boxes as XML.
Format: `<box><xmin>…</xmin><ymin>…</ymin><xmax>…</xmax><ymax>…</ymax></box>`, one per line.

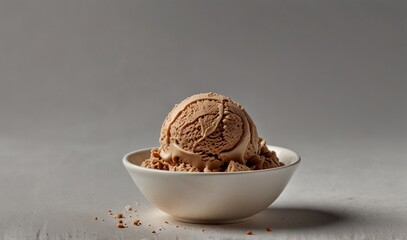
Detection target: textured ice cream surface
<box><xmin>141</xmin><ymin>93</ymin><xmax>284</xmax><ymax>172</ymax></box>
<box><xmin>141</xmin><ymin>148</ymin><xmax>200</xmax><ymax>172</ymax></box>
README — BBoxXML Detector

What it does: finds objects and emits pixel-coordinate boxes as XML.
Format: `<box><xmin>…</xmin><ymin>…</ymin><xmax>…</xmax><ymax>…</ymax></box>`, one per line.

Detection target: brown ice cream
<box><xmin>141</xmin><ymin>93</ymin><xmax>283</xmax><ymax>172</ymax></box>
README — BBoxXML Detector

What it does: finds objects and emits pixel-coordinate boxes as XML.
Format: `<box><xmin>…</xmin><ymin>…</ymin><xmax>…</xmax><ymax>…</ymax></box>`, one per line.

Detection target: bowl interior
<box><xmin>125</xmin><ymin>145</ymin><xmax>300</xmax><ymax>171</ymax></box>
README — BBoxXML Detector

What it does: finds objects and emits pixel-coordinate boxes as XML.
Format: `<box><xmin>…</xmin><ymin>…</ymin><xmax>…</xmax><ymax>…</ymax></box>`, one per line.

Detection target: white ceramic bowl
<box><xmin>123</xmin><ymin>145</ymin><xmax>300</xmax><ymax>224</ymax></box>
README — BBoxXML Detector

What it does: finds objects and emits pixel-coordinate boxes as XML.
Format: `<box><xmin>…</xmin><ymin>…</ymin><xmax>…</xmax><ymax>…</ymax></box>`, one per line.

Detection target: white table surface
<box><xmin>1</xmin><ymin>136</ymin><xmax>406</xmax><ymax>240</ymax></box>
<box><xmin>0</xmin><ymin>1</ymin><xmax>406</xmax><ymax>239</ymax></box>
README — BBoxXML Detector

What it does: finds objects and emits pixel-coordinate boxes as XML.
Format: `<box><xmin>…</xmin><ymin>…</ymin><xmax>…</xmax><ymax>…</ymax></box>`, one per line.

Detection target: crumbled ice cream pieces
<box><xmin>225</xmin><ymin>161</ymin><xmax>251</xmax><ymax>172</ymax></box>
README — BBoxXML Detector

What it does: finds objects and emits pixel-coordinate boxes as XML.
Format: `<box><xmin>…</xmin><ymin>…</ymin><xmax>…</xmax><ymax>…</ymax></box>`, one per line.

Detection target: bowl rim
<box><xmin>123</xmin><ymin>145</ymin><xmax>301</xmax><ymax>176</ymax></box>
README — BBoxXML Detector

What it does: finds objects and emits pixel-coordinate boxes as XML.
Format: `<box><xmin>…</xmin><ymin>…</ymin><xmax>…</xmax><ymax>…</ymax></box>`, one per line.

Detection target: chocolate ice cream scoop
<box><xmin>141</xmin><ymin>93</ymin><xmax>283</xmax><ymax>172</ymax></box>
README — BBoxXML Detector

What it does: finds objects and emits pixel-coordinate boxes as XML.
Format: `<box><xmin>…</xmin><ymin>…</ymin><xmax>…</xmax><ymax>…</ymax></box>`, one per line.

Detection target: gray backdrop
<box><xmin>0</xmin><ymin>0</ymin><xmax>406</xmax><ymax>239</ymax></box>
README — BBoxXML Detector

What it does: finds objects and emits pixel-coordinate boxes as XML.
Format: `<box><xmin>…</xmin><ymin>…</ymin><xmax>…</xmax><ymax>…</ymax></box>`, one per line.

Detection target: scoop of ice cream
<box><xmin>141</xmin><ymin>92</ymin><xmax>283</xmax><ymax>172</ymax></box>
<box><xmin>157</xmin><ymin>92</ymin><xmax>265</xmax><ymax>172</ymax></box>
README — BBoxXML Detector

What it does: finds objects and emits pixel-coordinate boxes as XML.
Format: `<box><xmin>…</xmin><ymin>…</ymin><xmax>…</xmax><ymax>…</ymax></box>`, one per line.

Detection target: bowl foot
<box><xmin>173</xmin><ymin>216</ymin><xmax>249</xmax><ymax>224</ymax></box>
